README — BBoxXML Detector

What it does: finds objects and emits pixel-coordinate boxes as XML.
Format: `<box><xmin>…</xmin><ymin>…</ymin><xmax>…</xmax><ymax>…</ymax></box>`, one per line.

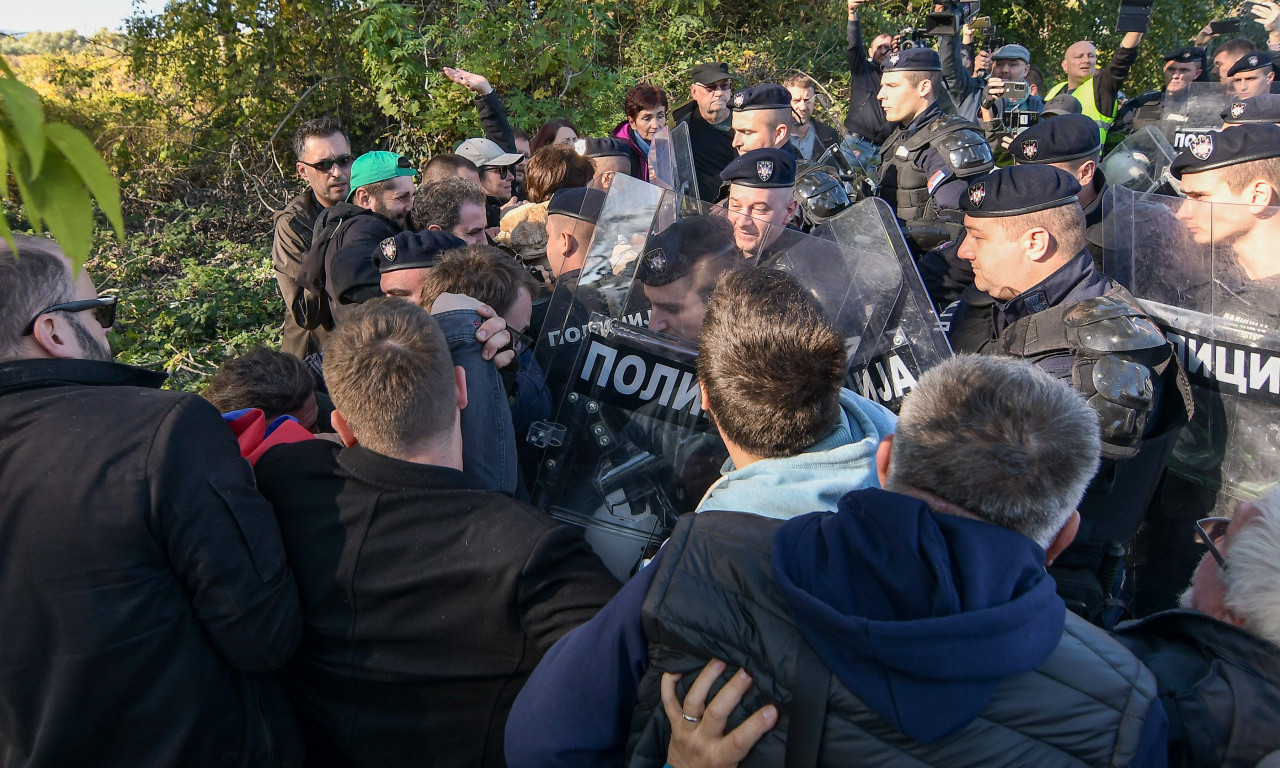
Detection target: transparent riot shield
<box><xmin>1102</xmin><ymin>184</ymin><xmax>1280</xmax><ymax>511</ymax></box>
<box><xmin>528</xmin><ymin>176</ymin><xmax>940</xmax><ymax>578</ymax></box>
<box><xmin>1098</xmin><ymin>125</ymin><xmax>1180</xmax><ymax>194</ymax></box>
<box><xmin>648</xmin><ymin>126</ymin><xmax>677</xmax><ymax>191</ymax></box>
<box><xmin>1160</xmin><ymin>81</ymin><xmax>1229</xmax><ymax>151</ymax></box>
<box><xmin>648</xmin><ymin>124</ymin><xmax>701</xmax><ymax>202</ymax></box>
<box><xmin>815</xmin><ymin>196</ymin><xmax>954</xmax><ymax>413</ymax></box>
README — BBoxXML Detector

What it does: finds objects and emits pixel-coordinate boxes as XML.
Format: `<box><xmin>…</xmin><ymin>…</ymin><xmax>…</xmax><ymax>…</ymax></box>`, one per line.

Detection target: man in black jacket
<box><xmin>274</xmin><ymin>116</ymin><xmax>351</xmax><ymax>359</ymax></box>
<box><xmin>297</xmin><ymin>150</ymin><xmax>417</xmax><ymax>331</ymax></box>
<box><xmin>845</xmin><ymin>0</ymin><xmax>894</xmax><ymax>145</ymax></box>
<box><xmin>0</xmin><ymin>235</ymin><xmax>303</xmax><ymax>767</ymax></box>
<box><xmin>671</xmin><ymin>61</ymin><xmax>738</xmax><ymax>202</ymax></box>
<box><xmin>783</xmin><ymin>74</ymin><xmax>841</xmax><ymax>162</ymax></box>
<box><xmin>254</xmin><ymin>298</ymin><xmax>618</xmax><ymax>767</ymax></box>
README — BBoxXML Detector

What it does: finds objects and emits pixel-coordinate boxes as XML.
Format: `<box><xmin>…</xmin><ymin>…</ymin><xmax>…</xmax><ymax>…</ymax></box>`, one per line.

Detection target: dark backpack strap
<box><xmin>784</xmin><ymin>639</ymin><xmax>830</xmax><ymax>768</ymax></box>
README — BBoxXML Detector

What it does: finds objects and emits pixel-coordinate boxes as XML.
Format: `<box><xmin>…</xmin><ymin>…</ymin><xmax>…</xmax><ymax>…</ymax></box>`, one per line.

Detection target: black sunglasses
<box><xmin>300</xmin><ymin>154</ymin><xmax>356</xmax><ymax>173</ymax></box>
<box><xmin>23</xmin><ymin>295</ymin><xmax>118</xmax><ymax>336</ymax></box>
<box><xmin>1195</xmin><ymin>516</ymin><xmax>1231</xmax><ymax>570</ymax></box>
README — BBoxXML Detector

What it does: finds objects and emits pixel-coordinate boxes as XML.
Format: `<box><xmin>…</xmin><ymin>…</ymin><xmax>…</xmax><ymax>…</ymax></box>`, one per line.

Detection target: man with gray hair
<box><xmin>1114</xmin><ymin>488</ymin><xmax>1280</xmax><ymax>766</ymax></box>
<box><xmin>0</xmin><ymin>235</ymin><xmax>304</xmax><ymax>765</ymax></box>
<box><xmin>506</xmin><ymin>352</ymin><xmax>1168</xmax><ymax>766</ymax></box>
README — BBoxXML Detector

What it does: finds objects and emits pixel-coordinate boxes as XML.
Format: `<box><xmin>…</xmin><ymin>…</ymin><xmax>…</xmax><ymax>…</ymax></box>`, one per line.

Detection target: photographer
<box><xmin>977</xmin><ymin>44</ymin><xmax>1047</xmax><ymax>158</ymax></box>
<box><xmin>935</xmin><ymin>4</ymin><xmax>989</xmax><ymax>121</ymax></box>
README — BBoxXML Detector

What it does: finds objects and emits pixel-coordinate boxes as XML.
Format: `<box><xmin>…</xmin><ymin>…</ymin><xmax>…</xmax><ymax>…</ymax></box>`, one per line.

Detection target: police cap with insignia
<box><xmin>1163</xmin><ymin>46</ymin><xmax>1204</xmax><ymax>64</ymax></box>
<box><xmin>690</xmin><ymin>61</ymin><xmax>733</xmax><ymax>86</ymax></box>
<box><xmin>1221</xmin><ymin>94</ymin><xmax>1280</xmax><ymax>125</ymax></box>
<box><xmin>575</xmin><ymin>137</ymin><xmax>636</xmax><ymax>159</ymax></box>
<box><xmin>960</xmin><ymin>165</ymin><xmax>1082</xmax><ymax>217</ymax></box>
<box><xmin>1170</xmin><ymin>123</ymin><xmax>1280</xmax><ymax>178</ymax></box>
<box><xmin>1227</xmin><ymin>50</ymin><xmax>1273</xmax><ymax>77</ymax></box>
<box><xmin>730</xmin><ymin>83</ymin><xmax>791</xmax><ymax>111</ymax></box>
<box><xmin>547</xmin><ymin>187</ymin><xmax>607</xmax><ymax>225</ymax></box>
<box><xmin>882</xmin><ymin>47</ymin><xmax>943</xmax><ymax>72</ymax></box>
<box><xmin>377</xmin><ymin>230</ymin><xmax>465</xmax><ymax>273</ymax></box>
<box><xmin>1011</xmin><ymin>113</ymin><xmax>1102</xmax><ymax>165</ymax></box>
<box><xmin>637</xmin><ymin>216</ymin><xmax>740</xmax><ymax>287</ymax></box>
<box><xmin>719</xmin><ymin>147</ymin><xmax>795</xmax><ymax>189</ymax></box>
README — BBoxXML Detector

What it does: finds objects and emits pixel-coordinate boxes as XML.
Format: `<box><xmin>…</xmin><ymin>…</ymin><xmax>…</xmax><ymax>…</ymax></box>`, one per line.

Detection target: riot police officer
<box><xmin>1010</xmin><ymin>113</ymin><xmax>1108</xmax><ymax>230</ymax></box>
<box><xmin>1111</xmin><ymin>46</ymin><xmax>1206</xmax><ymax>141</ymax></box>
<box><xmin>942</xmin><ymin>164</ymin><xmax>1191</xmax><ymax>622</ymax></box>
<box><xmin>876</xmin><ymin>47</ymin><xmax>994</xmax><ymax>255</ymax></box>
<box><xmin>720</xmin><ymin>148</ymin><xmax>806</xmax><ymax>261</ymax></box>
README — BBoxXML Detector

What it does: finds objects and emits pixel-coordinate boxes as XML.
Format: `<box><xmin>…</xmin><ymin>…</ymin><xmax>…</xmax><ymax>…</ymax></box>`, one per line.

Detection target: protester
<box><xmin>614</xmin><ymin>83</ymin><xmax>669</xmax><ymax>180</ymax></box>
<box><xmin>457</xmin><ymin>137</ymin><xmax>524</xmax><ymax>221</ymax></box>
<box><xmin>254</xmin><ymin>297</ymin><xmax>618</xmax><ymax>767</ymax></box>
<box><xmin>410</xmin><ymin>176</ymin><xmax>488</xmax><ymax>245</ymax></box>
<box><xmin>505</xmin><ymin>352</ymin><xmax>1167</xmax><ymax>767</ymax></box>
<box><xmin>443</xmin><ymin>65</ymin><xmax>524</xmax><ymax>201</ymax></box>
<box><xmin>203</xmin><ymin>345</ymin><xmax>319</xmax><ymax>430</ymax></box>
<box><xmin>274</xmin><ymin>116</ymin><xmax>351</xmax><ymax>358</ymax></box>
<box><xmin>671</xmin><ymin>61</ymin><xmax>738</xmax><ymax>202</ymax></box>
<box><xmin>0</xmin><ymin>234</ymin><xmax>304</xmax><ymax>767</ymax></box>
<box><xmin>782</xmin><ymin>73</ymin><xmax>840</xmax><ymax>162</ymax></box>
<box><xmin>1045</xmin><ymin>22</ymin><xmax>1148</xmax><ymax>143</ymax></box>
<box><xmin>845</xmin><ymin>0</ymin><xmax>894</xmax><ymax>145</ymax></box>
<box><xmin>421</xmin><ymin>152</ymin><xmax>482</xmax><ymax>186</ymax></box>
<box><xmin>531</xmin><ymin>117</ymin><xmax>581</xmax><ymax>154</ymax></box>
<box><xmin>524</xmin><ymin>144</ymin><xmax>597</xmax><ymax>203</ymax></box>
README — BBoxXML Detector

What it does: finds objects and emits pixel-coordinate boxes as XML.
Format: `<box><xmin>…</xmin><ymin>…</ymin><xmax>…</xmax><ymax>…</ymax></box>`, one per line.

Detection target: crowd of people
<box><xmin>5</xmin><ymin>0</ymin><xmax>1280</xmax><ymax>765</ymax></box>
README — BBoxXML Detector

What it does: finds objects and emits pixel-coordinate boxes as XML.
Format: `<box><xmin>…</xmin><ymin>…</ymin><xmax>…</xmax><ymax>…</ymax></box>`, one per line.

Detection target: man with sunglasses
<box><xmin>298</xmin><ymin>150</ymin><xmax>418</xmax><ymax>330</ymax></box>
<box><xmin>1114</xmin><ymin>489</ymin><xmax>1280</xmax><ymax>766</ymax></box>
<box><xmin>671</xmin><ymin>62</ymin><xmax>738</xmax><ymax>202</ymax></box>
<box><xmin>0</xmin><ymin>234</ymin><xmax>304</xmax><ymax>766</ymax></box>
<box><xmin>274</xmin><ymin>116</ymin><xmax>352</xmax><ymax>359</ymax></box>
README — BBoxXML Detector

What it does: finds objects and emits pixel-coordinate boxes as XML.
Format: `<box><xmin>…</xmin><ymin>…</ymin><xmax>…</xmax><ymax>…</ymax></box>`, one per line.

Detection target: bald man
<box><xmin>1045</xmin><ymin>30</ymin><xmax>1146</xmax><ymax>143</ymax></box>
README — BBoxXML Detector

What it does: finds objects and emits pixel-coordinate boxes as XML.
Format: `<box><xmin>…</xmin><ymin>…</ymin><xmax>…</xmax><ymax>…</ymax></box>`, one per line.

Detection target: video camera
<box><xmin>894</xmin><ymin>26</ymin><xmax>929</xmax><ymax>50</ymax></box>
<box><xmin>923</xmin><ymin>0</ymin><xmax>982</xmax><ymax>36</ymax></box>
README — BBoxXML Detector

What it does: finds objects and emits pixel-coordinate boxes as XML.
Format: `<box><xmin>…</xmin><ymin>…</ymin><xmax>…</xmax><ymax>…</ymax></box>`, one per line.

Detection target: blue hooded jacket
<box><xmin>772</xmin><ymin>488</ymin><xmax>1066</xmax><ymax>743</ymax></box>
<box><xmin>696</xmin><ymin>389</ymin><xmax>897</xmax><ymax>518</ymax></box>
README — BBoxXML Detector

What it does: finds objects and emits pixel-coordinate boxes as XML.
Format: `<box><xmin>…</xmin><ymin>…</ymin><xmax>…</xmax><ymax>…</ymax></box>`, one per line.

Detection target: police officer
<box><xmin>720</xmin><ymin>147</ymin><xmax>805</xmax><ymax>262</ymax></box>
<box><xmin>729</xmin><ymin>83</ymin><xmax>795</xmax><ymax>156</ymax></box>
<box><xmin>942</xmin><ymin>164</ymin><xmax>1191</xmax><ymax>621</ymax></box>
<box><xmin>1222</xmin><ymin>93</ymin><xmax>1280</xmax><ymax>126</ymax></box>
<box><xmin>1111</xmin><ymin>46</ymin><xmax>1206</xmax><ymax>140</ymax></box>
<box><xmin>1010</xmin><ymin>114</ymin><xmax>1107</xmax><ymax>230</ymax></box>
<box><xmin>876</xmin><ymin>47</ymin><xmax>994</xmax><ymax>254</ymax></box>
<box><xmin>1227</xmin><ymin>51</ymin><xmax>1277</xmax><ymax>99</ymax></box>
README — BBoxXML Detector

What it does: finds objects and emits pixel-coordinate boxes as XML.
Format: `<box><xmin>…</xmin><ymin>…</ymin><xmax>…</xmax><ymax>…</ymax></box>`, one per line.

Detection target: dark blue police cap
<box><xmin>730</xmin><ymin>83</ymin><xmax>790</xmax><ymax>112</ymax></box>
<box><xmin>1163</xmin><ymin>46</ymin><xmax>1204</xmax><ymax>64</ymax></box>
<box><xmin>960</xmin><ymin>165</ymin><xmax>1081</xmax><ymax>218</ymax></box>
<box><xmin>719</xmin><ymin>147</ymin><xmax>795</xmax><ymax>188</ymax></box>
<box><xmin>1170</xmin><ymin>123</ymin><xmax>1280</xmax><ymax>178</ymax></box>
<box><xmin>1012</xmin><ymin>113</ymin><xmax>1102</xmax><ymax>165</ymax></box>
<box><xmin>377</xmin><ymin>230</ymin><xmax>465</xmax><ymax>273</ymax></box>
<box><xmin>575</xmin><ymin>137</ymin><xmax>635</xmax><ymax>159</ymax></box>
<box><xmin>882</xmin><ymin>48</ymin><xmax>942</xmax><ymax>72</ymax></box>
<box><xmin>547</xmin><ymin>187</ymin><xmax>607</xmax><ymax>224</ymax></box>
<box><xmin>1222</xmin><ymin>94</ymin><xmax>1280</xmax><ymax>124</ymax></box>
<box><xmin>1228</xmin><ymin>51</ymin><xmax>1273</xmax><ymax>77</ymax></box>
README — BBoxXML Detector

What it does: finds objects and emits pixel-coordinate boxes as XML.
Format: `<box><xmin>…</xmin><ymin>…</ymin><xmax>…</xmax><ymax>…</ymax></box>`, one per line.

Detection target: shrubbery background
<box><xmin>4</xmin><ymin>0</ymin><xmax>1239</xmax><ymax>389</ymax></box>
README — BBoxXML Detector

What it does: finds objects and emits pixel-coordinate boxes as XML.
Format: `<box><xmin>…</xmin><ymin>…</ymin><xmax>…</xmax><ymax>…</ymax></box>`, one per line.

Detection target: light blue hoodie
<box><xmin>695</xmin><ymin>389</ymin><xmax>897</xmax><ymax>519</ymax></box>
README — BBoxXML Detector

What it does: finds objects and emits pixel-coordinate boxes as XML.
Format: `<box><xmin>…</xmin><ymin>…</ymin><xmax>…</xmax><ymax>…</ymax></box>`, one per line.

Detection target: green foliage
<box><xmin>0</xmin><ymin>57</ymin><xmax>124</xmax><ymax>269</ymax></box>
<box><xmin>0</xmin><ymin>30</ymin><xmax>95</xmax><ymax>56</ymax></box>
<box><xmin>88</xmin><ymin>201</ymin><xmax>281</xmax><ymax>391</ymax></box>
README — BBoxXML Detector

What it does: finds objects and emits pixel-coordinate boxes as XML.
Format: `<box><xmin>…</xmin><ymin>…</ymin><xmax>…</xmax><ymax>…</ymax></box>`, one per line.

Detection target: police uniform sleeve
<box><xmin>150</xmin><ymin>394</ymin><xmax>302</xmax><ymax>671</ymax></box>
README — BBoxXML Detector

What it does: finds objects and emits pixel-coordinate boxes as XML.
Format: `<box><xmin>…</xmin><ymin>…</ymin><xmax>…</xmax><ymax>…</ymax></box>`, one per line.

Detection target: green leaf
<box><xmin>44</xmin><ymin>122</ymin><xmax>125</xmax><ymax>242</ymax></box>
<box><xmin>0</xmin><ymin>206</ymin><xmax>14</xmax><ymax>257</ymax></box>
<box><xmin>20</xmin><ymin>147</ymin><xmax>94</xmax><ymax>270</ymax></box>
<box><xmin>0</xmin><ymin>129</ymin><xmax>8</xmax><ymax>201</ymax></box>
<box><xmin>0</xmin><ymin>74</ymin><xmax>47</xmax><ymax>178</ymax></box>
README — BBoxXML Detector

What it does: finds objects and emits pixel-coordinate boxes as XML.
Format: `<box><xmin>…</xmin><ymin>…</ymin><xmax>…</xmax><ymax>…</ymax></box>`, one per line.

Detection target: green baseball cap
<box><xmin>347</xmin><ymin>151</ymin><xmax>416</xmax><ymax>201</ymax></box>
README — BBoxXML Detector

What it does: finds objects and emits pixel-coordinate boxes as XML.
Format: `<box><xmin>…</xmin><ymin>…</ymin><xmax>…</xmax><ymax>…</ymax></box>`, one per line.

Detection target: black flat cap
<box><xmin>1163</xmin><ymin>46</ymin><xmax>1204</xmax><ymax>64</ymax></box>
<box><xmin>1222</xmin><ymin>94</ymin><xmax>1280</xmax><ymax>124</ymax></box>
<box><xmin>690</xmin><ymin>62</ymin><xmax>733</xmax><ymax>85</ymax></box>
<box><xmin>960</xmin><ymin>165</ymin><xmax>1082</xmax><ymax>218</ymax></box>
<box><xmin>576</xmin><ymin>137</ymin><xmax>636</xmax><ymax>159</ymax></box>
<box><xmin>547</xmin><ymin>187</ymin><xmax>607</xmax><ymax>224</ymax></box>
<box><xmin>1170</xmin><ymin>123</ymin><xmax>1280</xmax><ymax>178</ymax></box>
<box><xmin>1228</xmin><ymin>51</ymin><xmax>1273</xmax><ymax>77</ymax></box>
<box><xmin>377</xmin><ymin>231</ymin><xmax>465</xmax><ymax>273</ymax></box>
<box><xmin>730</xmin><ymin>83</ymin><xmax>790</xmax><ymax>111</ymax></box>
<box><xmin>882</xmin><ymin>48</ymin><xmax>942</xmax><ymax>72</ymax></box>
<box><xmin>720</xmin><ymin>147</ymin><xmax>795</xmax><ymax>188</ymax></box>
<box><xmin>1012</xmin><ymin>114</ymin><xmax>1102</xmax><ymax>165</ymax></box>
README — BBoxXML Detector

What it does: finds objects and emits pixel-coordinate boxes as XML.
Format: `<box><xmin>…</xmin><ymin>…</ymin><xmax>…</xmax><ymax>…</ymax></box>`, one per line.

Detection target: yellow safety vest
<box><xmin>1047</xmin><ymin>77</ymin><xmax>1113</xmax><ymax>144</ymax></box>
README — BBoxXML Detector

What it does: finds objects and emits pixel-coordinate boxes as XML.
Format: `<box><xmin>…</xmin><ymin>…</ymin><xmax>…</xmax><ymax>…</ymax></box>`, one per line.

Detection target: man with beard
<box><xmin>274</xmin><ymin>116</ymin><xmax>351</xmax><ymax>358</ymax></box>
<box><xmin>783</xmin><ymin>73</ymin><xmax>841</xmax><ymax>162</ymax></box>
<box><xmin>0</xmin><ymin>235</ymin><xmax>304</xmax><ymax>767</ymax></box>
<box><xmin>298</xmin><ymin>150</ymin><xmax>418</xmax><ymax>330</ymax></box>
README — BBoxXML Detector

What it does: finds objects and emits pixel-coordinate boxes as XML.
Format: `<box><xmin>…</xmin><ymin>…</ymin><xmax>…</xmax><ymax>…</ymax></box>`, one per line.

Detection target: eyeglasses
<box><xmin>299</xmin><ymin>154</ymin><xmax>356</xmax><ymax>173</ymax></box>
<box><xmin>697</xmin><ymin>80</ymin><xmax>733</xmax><ymax>92</ymax></box>
<box><xmin>23</xmin><ymin>295</ymin><xmax>118</xmax><ymax>336</ymax></box>
<box><xmin>510</xmin><ymin>328</ymin><xmax>535</xmax><ymax>355</ymax></box>
<box><xmin>1195</xmin><ymin>516</ymin><xmax>1231</xmax><ymax>570</ymax></box>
